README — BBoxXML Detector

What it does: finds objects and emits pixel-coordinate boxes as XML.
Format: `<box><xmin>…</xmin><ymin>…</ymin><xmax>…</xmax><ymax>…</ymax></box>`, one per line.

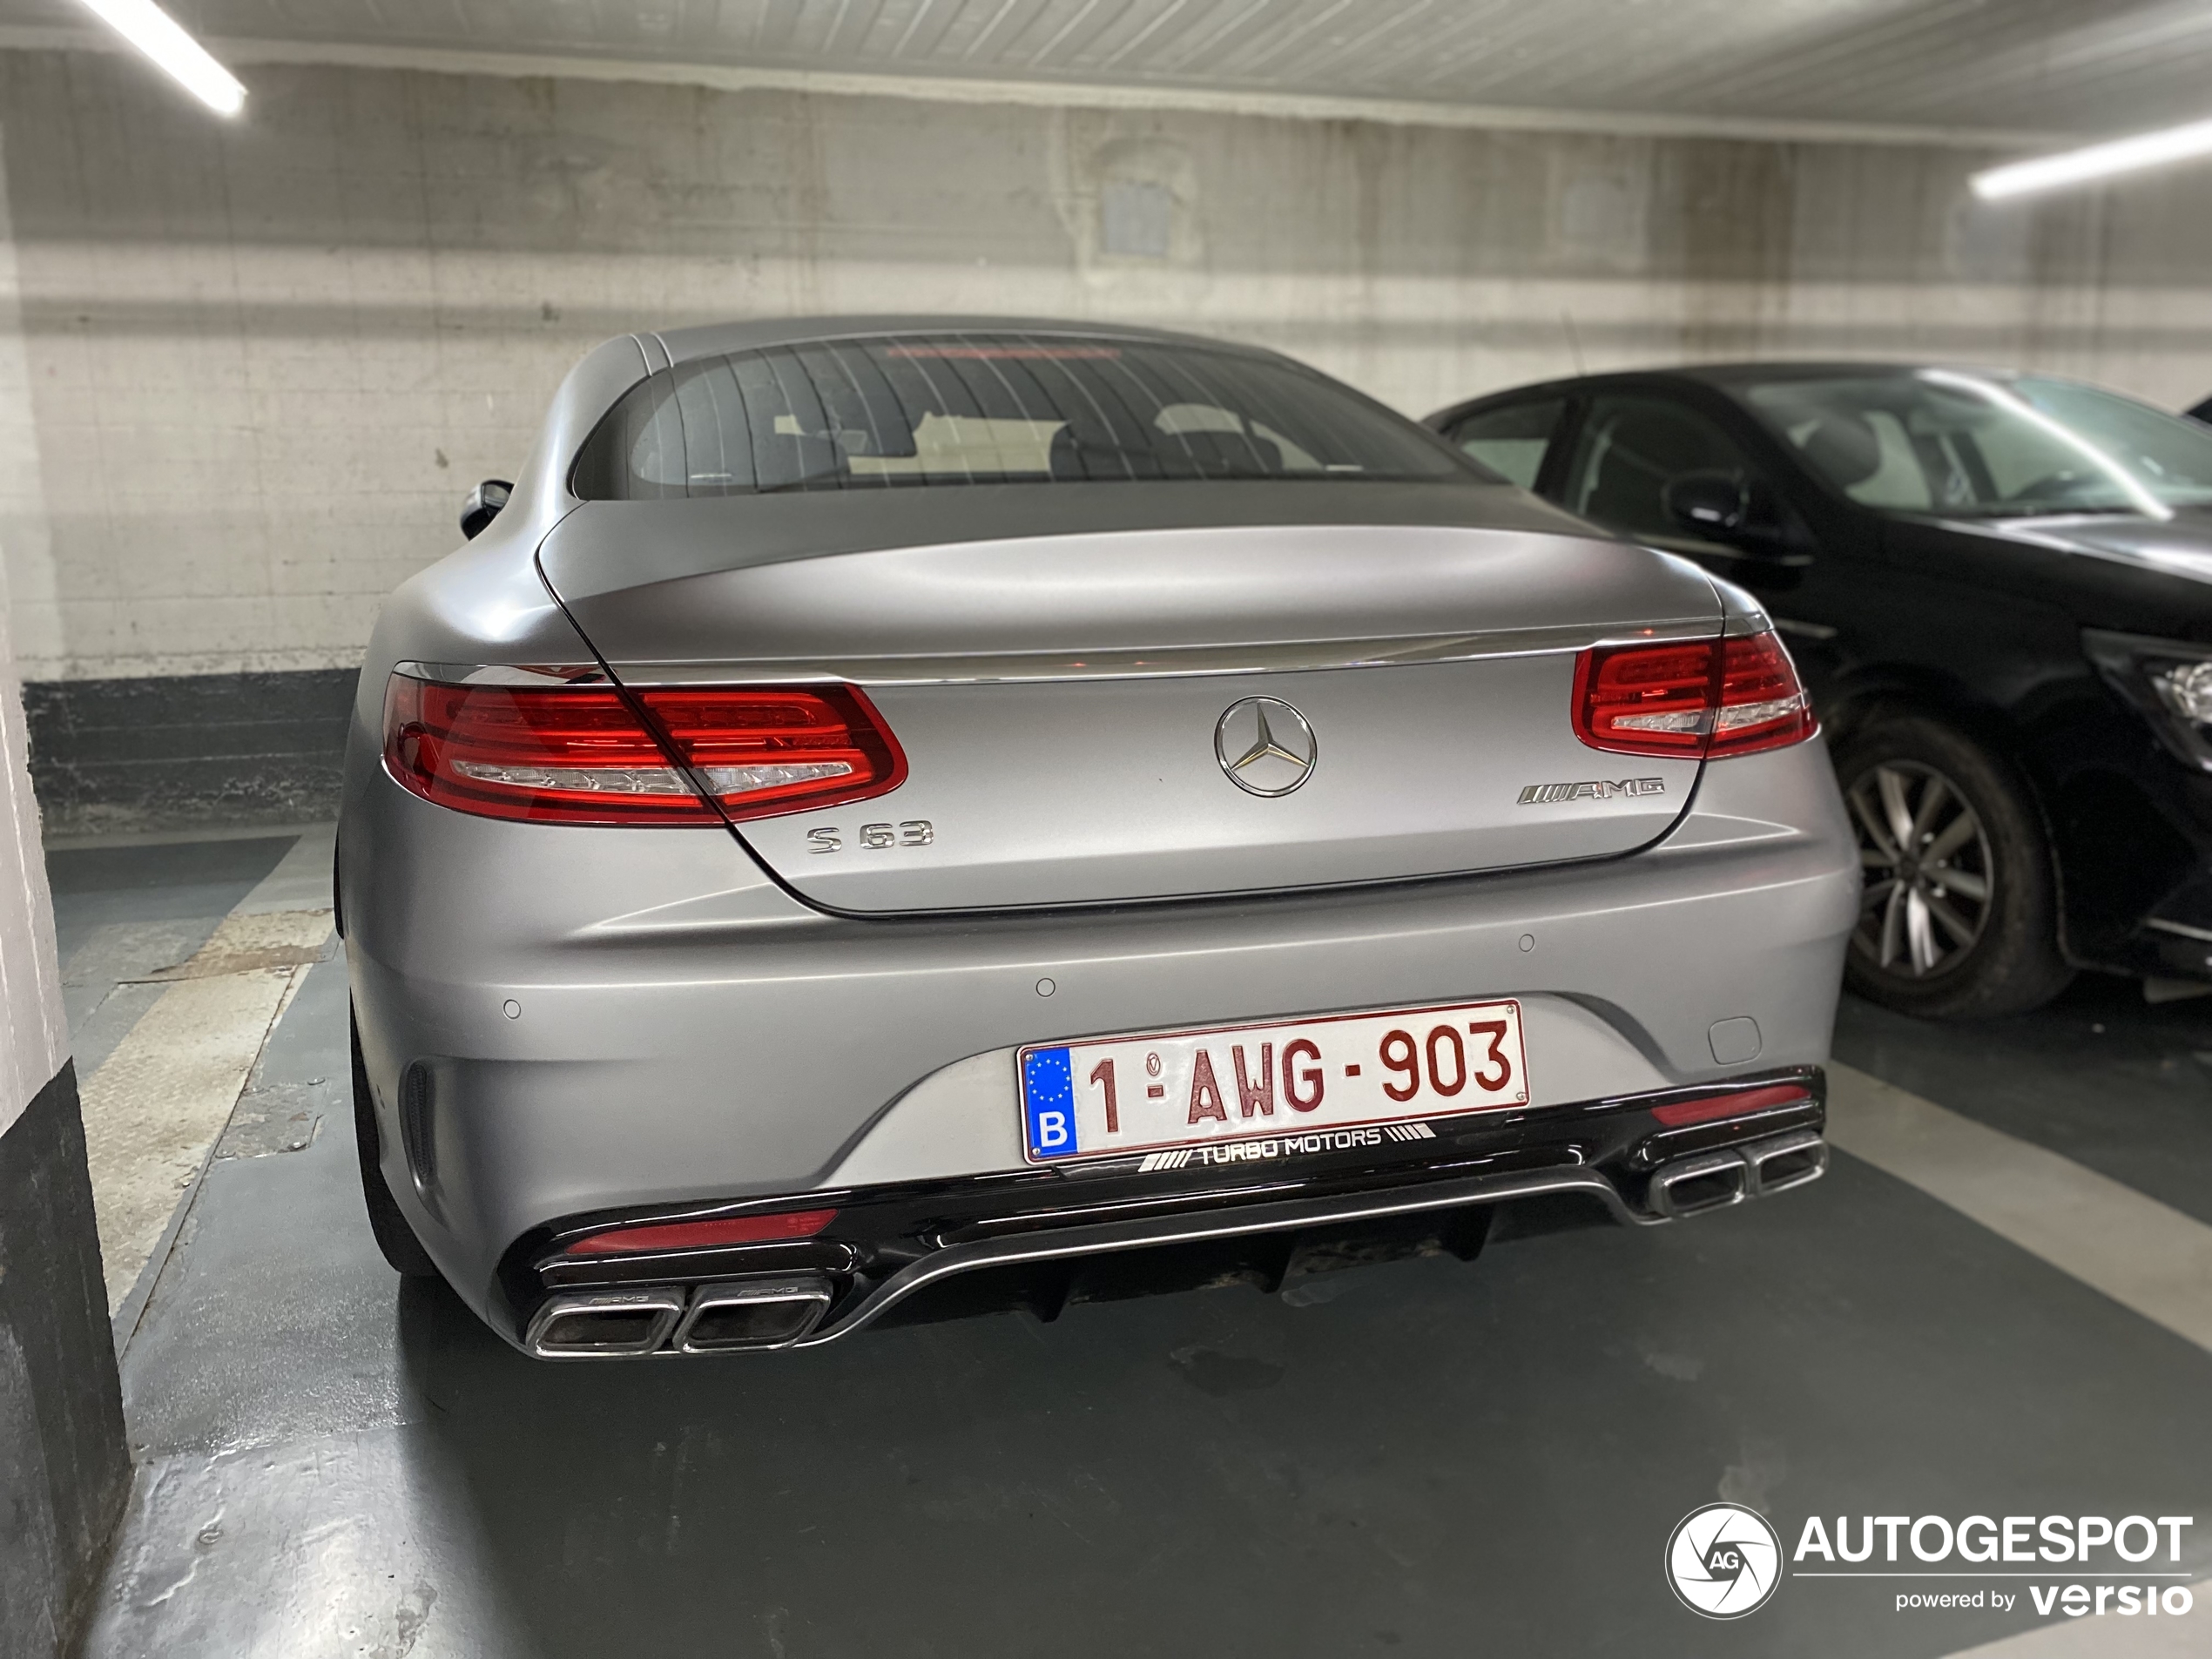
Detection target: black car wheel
<box><xmin>1836</xmin><ymin>717</ymin><xmax>2073</xmax><ymax>1019</ymax></box>
<box><xmin>352</xmin><ymin>1008</ymin><xmax>443</xmax><ymax>1279</ymax></box>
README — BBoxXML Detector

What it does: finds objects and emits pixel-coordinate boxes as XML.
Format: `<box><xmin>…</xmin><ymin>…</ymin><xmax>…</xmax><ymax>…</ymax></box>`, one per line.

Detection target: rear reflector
<box><xmin>1650</xmin><ymin>1083</ymin><xmax>1812</xmax><ymax>1127</ymax></box>
<box><xmin>560</xmin><ymin>1208</ymin><xmax>840</xmax><ymax>1258</ymax></box>
<box><xmin>1573</xmin><ymin>630</ymin><xmax>1814</xmax><ymax>760</ymax></box>
<box><xmin>384</xmin><ymin>673</ymin><xmax>905</xmax><ymax>825</ymax></box>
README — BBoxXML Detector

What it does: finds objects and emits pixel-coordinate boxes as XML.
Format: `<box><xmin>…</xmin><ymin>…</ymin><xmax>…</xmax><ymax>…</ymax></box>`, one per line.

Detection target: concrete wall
<box><xmin>5</xmin><ymin>46</ymin><xmax>2212</xmax><ymax>822</ymax></box>
<box><xmin>0</xmin><ymin>423</ymin><xmax>129</xmax><ymax>1654</ymax></box>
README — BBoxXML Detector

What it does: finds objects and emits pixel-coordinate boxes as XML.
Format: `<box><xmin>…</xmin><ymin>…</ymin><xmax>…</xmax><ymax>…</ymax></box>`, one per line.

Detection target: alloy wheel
<box><xmin>1847</xmin><ymin>760</ymin><xmax>1994</xmax><ymax>980</ymax></box>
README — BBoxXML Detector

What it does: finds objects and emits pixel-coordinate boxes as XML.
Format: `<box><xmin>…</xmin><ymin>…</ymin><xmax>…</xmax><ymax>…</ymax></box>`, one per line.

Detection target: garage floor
<box><xmin>53</xmin><ymin>830</ymin><xmax>2212</xmax><ymax>1659</ymax></box>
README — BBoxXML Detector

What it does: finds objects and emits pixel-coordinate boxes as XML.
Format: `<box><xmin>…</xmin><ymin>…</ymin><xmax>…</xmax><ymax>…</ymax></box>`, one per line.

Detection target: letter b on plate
<box><xmin>1023</xmin><ymin>1048</ymin><xmax>1078</xmax><ymax>1160</ymax></box>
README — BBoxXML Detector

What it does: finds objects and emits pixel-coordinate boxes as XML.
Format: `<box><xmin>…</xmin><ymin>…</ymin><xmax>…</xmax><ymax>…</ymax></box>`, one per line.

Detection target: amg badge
<box><xmin>1517</xmin><ymin>778</ymin><xmax>1667</xmax><ymax>805</ymax></box>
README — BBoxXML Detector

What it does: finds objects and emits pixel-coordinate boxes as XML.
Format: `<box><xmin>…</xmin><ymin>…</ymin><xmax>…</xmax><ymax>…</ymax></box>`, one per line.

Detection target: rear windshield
<box><xmin>570</xmin><ymin>332</ymin><xmax>1472</xmax><ymax>498</ymax></box>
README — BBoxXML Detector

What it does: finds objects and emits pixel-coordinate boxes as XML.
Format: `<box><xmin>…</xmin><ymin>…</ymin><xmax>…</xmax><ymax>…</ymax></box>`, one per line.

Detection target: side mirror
<box><xmin>460</xmin><ymin>479</ymin><xmax>513</xmax><ymax>541</ymax></box>
<box><xmin>1663</xmin><ymin>471</ymin><xmax>1749</xmax><ymax>538</ymax></box>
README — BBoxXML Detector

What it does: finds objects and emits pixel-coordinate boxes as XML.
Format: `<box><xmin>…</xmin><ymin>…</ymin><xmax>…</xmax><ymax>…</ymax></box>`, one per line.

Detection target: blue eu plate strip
<box><xmin>1022</xmin><ymin>1047</ymin><xmax>1077</xmax><ymax>1160</ymax></box>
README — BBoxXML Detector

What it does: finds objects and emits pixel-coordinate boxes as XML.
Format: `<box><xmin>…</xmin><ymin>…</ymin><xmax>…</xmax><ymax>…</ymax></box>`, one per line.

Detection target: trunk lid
<box><xmin>539</xmin><ymin>492</ymin><xmax>1721</xmax><ymax>912</ymax></box>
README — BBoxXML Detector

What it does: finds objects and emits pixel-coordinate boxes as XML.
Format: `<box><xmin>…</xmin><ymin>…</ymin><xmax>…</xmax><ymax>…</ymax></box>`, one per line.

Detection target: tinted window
<box><xmin>1562</xmin><ymin>394</ymin><xmax>1761</xmax><ymax>539</ymax></box>
<box><xmin>1744</xmin><ymin>371</ymin><xmax>2212</xmax><ymax>517</ymax></box>
<box><xmin>572</xmin><ymin>333</ymin><xmax>1470</xmax><ymax>498</ymax></box>
<box><xmin>1447</xmin><ymin>398</ymin><xmax>1563</xmax><ymax>488</ymax></box>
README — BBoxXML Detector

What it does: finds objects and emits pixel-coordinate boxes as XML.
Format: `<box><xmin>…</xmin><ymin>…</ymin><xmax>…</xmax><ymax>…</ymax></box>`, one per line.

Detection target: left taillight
<box><xmin>1572</xmin><ymin>630</ymin><xmax>1815</xmax><ymax>760</ymax></box>
<box><xmin>382</xmin><ymin>672</ymin><xmax>907</xmax><ymax>825</ymax></box>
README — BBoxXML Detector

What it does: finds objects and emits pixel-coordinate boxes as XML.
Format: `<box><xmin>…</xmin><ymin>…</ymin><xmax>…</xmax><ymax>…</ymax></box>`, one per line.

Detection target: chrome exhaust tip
<box><xmin>1743</xmin><ymin>1129</ymin><xmax>1828</xmax><ymax>1197</ymax></box>
<box><xmin>674</xmin><ymin>1274</ymin><xmax>833</xmax><ymax>1353</ymax></box>
<box><xmin>1647</xmin><ymin>1130</ymin><xmax>1829</xmax><ymax>1220</ymax></box>
<box><xmin>1649</xmin><ymin>1150</ymin><xmax>1750</xmax><ymax>1219</ymax></box>
<box><xmin>526</xmin><ymin>1288</ymin><xmax>685</xmax><ymax>1358</ymax></box>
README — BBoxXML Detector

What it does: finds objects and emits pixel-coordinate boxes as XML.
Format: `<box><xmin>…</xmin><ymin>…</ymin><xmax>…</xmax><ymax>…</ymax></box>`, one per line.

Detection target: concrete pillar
<box><xmin>0</xmin><ymin>548</ymin><xmax>128</xmax><ymax>1649</ymax></box>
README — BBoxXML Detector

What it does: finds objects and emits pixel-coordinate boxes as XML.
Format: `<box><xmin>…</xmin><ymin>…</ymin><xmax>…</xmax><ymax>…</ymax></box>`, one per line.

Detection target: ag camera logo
<box><xmin>1667</xmin><ymin>1503</ymin><xmax>1783</xmax><ymax>1619</ymax></box>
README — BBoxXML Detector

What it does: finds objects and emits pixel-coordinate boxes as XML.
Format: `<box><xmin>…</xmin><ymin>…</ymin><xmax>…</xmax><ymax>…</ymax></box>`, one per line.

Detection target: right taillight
<box><xmin>1708</xmin><ymin>631</ymin><xmax>1817</xmax><ymax>757</ymax></box>
<box><xmin>383</xmin><ymin>671</ymin><xmax>906</xmax><ymax>825</ymax></box>
<box><xmin>1573</xmin><ymin>631</ymin><xmax>1813</xmax><ymax>759</ymax></box>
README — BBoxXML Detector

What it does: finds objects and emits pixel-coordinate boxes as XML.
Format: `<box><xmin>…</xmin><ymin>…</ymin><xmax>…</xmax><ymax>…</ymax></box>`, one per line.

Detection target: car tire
<box><xmin>352</xmin><ymin>1008</ymin><xmax>442</xmax><ymax>1278</ymax></box>
<box><xmin>1835</xmin><ymin>715</ymin><xmax>2074</xmax><ymax>1020</ymax></box>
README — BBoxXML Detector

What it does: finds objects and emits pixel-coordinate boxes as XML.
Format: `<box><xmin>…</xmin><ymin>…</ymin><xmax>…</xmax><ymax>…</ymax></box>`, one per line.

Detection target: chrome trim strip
<box><xmin>394</xmin><ymin>617</ymin><xmax>1729</xmax><ymax>691</ymax></box>
<box><xmin>2145</xmin><ymin>917</ymin><xmax>2212</xmax><ymax>945</ymax></box>
<box><xmin>603</xmin><ymin>617</ymin><xmax>1722</xmax><ymax>687</ymax></box>
<box><xmin>392</xmin><ymin>660</ymin><xmax>610</xmax><ymax>686</ymax></box>
<box><xmin>789</xmin><ymin>1164</ymin><xmax>1662</xmax><ymax>1350</ymax></box>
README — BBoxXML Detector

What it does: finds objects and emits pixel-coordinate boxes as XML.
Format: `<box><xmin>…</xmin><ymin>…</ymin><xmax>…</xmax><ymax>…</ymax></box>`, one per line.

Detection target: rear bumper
<box><xmin>340</xmin><ymin>731</ymin><xmax>1858</xmax><ymax>1339</ymax></box>
<box><xmin>509</xmin><ymin>1073</ymin><xmax>1829</xmax><ymax>1357</ymax></box>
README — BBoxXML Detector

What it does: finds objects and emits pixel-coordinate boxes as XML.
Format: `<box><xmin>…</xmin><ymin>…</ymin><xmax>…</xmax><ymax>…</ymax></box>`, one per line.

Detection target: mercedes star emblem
<box><xmin>1215</xmin><ymin>697</ymin><xmax>1318</xmax><ymax>797</ymax></box>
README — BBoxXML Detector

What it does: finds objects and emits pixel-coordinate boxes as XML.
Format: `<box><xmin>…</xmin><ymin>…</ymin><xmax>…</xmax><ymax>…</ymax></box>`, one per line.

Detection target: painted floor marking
<box><xmin>1827</xmin><ymin>1062</ymin><xmax>2212</xmax><ymax>1357</ymax></box>
<box><xmin>78</xmin><ymin>828</ymin><xmax>334</xmax><ymax>1312</ymax></box>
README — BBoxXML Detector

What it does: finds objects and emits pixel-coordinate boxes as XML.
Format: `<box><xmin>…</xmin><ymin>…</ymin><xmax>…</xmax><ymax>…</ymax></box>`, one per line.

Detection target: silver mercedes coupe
<box><xmin>339</xmin><ymin>317</ymin><xmax>1858</xmax><ymax>1359</ymax></box>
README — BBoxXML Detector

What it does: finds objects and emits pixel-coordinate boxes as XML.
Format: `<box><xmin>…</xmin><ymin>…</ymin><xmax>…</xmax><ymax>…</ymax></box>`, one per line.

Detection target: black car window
<box><xmin>1447</xmin><ymin>398</ymin><xmax>1564</xmax><ymax>489</ymax></box>
<box><xmin>572</xmin><ymin>333</ymin><xmax>1474</xmax><ymax>497</ymax></box>
<box><xmin>1743</xmin><ymin>372</ymin><xmax>2212</xmax><ymax>518</ymax></box>
<box><xmin>1561</xmin><ymin>394</ymin><xmax>1762</xmax><ymax>539</ymax></box>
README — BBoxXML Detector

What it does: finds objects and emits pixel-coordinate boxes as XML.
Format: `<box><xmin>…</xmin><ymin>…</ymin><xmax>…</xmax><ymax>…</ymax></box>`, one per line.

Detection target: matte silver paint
<box><xmin>536</xmin><ymin>506</ymin><xmax>1711</xmax><ymax>660</ymax></box>
<box><xmin>345</xmin><ymin>727</ymin><xmax>1853</xmax><ymax>1328</ymax></box>
<box><xmin>339</xmin><ymin>318</ymin><xmax>1856</xmax><ymax>1346</ymax></box>
<box><xmin>751</xmin><ymin>654</ymin><xmax>1701</xmax><ymax>909</ymax></box>
<box><xmin>536</xmin><ymin>515</ymin><xmax>1722</xmax><ymax>909</ymax></box>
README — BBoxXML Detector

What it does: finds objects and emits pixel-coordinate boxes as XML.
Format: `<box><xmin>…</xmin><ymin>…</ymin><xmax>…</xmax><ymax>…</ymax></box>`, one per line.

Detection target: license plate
<box><xmin>1019</xmin><ymin>998</ymin><xmax>1528</xmax><ymax>1165</ymax></box>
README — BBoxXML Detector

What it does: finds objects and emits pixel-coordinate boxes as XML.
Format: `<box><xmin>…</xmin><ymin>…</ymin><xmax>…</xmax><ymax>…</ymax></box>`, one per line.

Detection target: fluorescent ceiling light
<box><xmin>1973</xmin><ymin>117</ymin><xmax>2212</xmax><ymax>200</ymax></box>
<box><xmin>75</xmin><ymin>0</ymin><xmax>245</xmax><ymax>116</ymax></box>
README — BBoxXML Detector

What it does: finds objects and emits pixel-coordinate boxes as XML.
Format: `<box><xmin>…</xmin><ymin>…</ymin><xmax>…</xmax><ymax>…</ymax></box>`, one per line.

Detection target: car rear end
<box><xmin>341</xmin><ymin>322</ymin><xmax>1859</xmax><ymax>1357</ymax></box>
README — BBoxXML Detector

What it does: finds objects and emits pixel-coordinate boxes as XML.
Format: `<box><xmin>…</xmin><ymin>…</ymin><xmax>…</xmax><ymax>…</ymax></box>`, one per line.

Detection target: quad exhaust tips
<box><xmin>1648</xmin><ymin>1129</ymin><xmax>1828</xmax><ymax>1220</ymax></box>
<box><xmin>524</xmin><ymin>1133</ymin><xmax>1831</xmax><ymax>1357</ymax></box>
<box><xmin>527</xmin><ymin>1274</ymin><xmax>833</xmax><ymax>1359</ymax></box>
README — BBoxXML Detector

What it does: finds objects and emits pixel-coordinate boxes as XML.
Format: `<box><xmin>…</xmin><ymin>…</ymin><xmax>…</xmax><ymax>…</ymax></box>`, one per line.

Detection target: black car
<box><xmin>1428</xmin><ymin>363</ymin><xmax>2212</xmax><ymax>1019</ymax></box>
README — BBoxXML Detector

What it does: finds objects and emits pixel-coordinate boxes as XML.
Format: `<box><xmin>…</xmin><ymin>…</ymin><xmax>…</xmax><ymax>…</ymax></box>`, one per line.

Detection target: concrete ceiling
<box><xmin>9</xmin><ymin>0</ymin><xmax>2212</xmax><ymax>141</ymax></box>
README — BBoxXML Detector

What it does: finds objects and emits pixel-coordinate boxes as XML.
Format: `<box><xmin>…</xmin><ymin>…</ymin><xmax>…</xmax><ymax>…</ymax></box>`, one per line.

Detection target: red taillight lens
<box><xmin>383</xmin><ymin>675</ymin><xmax>717</xmax><ymax>825</ymax></box>
<box><xmin>383</xmin><ymin>674</ymin><xmax>906</xmax><ymax>825</ymax></box>
<box><xmin>559</xmin><ymin>1208</ymin><xmax>840</xmax><ymax>1258</ymax></box>
<box><xmin>1572</xmin><ymin>631</ymin><xmax>1813</xmax><ymax>759</ymax></box>
<box><xmin>1709</xmin><ymin>631</ymin><xmax>1818</xmax><ymax>757</ymax></box>
<box><xmin>1650</xmin><ymin>1084</ymin><xmax>1812</xmax><ymax>1127</ymax></box>
<box><xmin>1573</xmin><ymin>641</ymin><xmax>1719</xmax><ymax>755</ymax></box>
<box><xmin>639</xmin><ymin>685</ymin><xmax>907</xmax><ymax>819</ymax></box>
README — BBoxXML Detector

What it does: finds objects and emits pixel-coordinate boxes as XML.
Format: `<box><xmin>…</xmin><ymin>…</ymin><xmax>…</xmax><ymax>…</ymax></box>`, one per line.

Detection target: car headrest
<box><xmin>1801</xmin><ymin>414</ymin><xmax>1883</xmax><ymax>487</ymax></box>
